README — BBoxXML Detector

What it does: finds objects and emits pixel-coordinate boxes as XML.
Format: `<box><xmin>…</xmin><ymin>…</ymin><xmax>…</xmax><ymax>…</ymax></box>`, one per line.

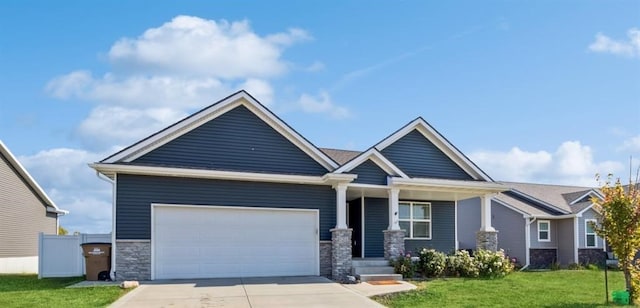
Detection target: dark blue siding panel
<box><xmin>116</xmin><ymin>174</ymin><xmax>335</xmax><ymax>240</ymax></box>
<box><xmin>133</xmin><ymin>105</ymin><xmax>327</xmax><ymax>175</ymax></box>
<box><xmin>352</xmin><ymin>160</ymin><xmax>389</xmax><ymax>185</ymax></box>
<box><xmin>381</xmin><ymin>130</ymin><xmax>472</xmax><ymax>180</ymax></box>
<box><xmin>404</xmin><ymin>201</ymin><xmax>456</xmax><ymax>254</ymax></box>
<box><xmin>364</xmin><ymin>198</ymin><xmax>388</xmax><ymax>257</ymax></box>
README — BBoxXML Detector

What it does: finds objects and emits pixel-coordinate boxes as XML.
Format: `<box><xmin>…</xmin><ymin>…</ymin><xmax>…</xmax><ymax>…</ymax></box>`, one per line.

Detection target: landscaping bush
<box><xmin>473</xmin><ymin>249</ymin><xmax>514</xmax><ymax>278</ymax></box>
<box><xmin>446</xmin><ymin>249</ymin><xmax>479</xmax><ymax>278</ymax></box>
<box><xmin>390</xmin><ymin>253</ymin><xmax>416</xmax><ymax>278</ymax></box>
<box><xmin>568</xmin><ymin>263</ymin><xmax>584</xmax><ymax>270</ymax></box>
<box><xmin>418</xmin><ymin>249</ymin><xmax>446</xmax><ymax>277</ymax></box>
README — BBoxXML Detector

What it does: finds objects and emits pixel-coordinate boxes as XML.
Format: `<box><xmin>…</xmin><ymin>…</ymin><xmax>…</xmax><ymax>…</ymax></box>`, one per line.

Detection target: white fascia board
<box><xmin>569</xmin><ymin>190</ymin><xmax>603</xmax><ymax>205</ymax></box>
<box><xmin>373</xmin><ymin>118</ymin><xmax>492</xmax><ymax>182</ymax></box>
<box><xmin>492</xmin><ymin>198</ymin><xmax>531</xmax><ymax>218</ymax></box>
<box><xmin>388</xmin><ymin>177</ymin><xmax>506</xmax><ymax>193</ymax></box>
<box><xmin>531</xmin><ymin>214</ymin><xmax>576</xmax><ymax>219</ymax></box>
<box><xmin>101</xmin><ymin>91</ymin><xmax>338</xmax><ymax>171</ymax></box>
<box><xmin>333</xmin><ymin>148</ymin><xmax>408</xmax><ymax>178</ymax></box>
<box><xmin>90</xmin><ymin>163</ymin><xmax>331</xmax><ymax>185</ymax></box>
<box><xmin>0</xmin><ymin>140</ymin><xmax>64</xmax><ymax>212</ymax></box>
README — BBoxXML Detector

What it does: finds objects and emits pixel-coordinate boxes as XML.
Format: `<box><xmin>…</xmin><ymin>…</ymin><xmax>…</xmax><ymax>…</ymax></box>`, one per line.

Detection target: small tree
<box><xmin>592</xmin><ymin>173</ymin><xmax>640</xmax><ymax>303</ymax></box>
<box><xmin>58</xmin><ymin>225</ymin><xmax>68</xmax><ymax>235</ymax></box>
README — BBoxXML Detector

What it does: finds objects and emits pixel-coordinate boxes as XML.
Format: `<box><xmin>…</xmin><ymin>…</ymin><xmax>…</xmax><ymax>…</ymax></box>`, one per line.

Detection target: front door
<box><xmin>348</xmin><ymin>200</ymin><xmax>362</xmax><ymax>257</ymax></box>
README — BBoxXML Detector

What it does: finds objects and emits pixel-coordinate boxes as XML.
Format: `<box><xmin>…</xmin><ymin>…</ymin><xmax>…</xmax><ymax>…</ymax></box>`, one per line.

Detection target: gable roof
<box><xmin>496</xmin><ymin>181</ymin><xmax>600</xmax><ymax>217</ymax></box>
<box><xmin>333</xmin><ymin>148</ymin><xmax>409</xmax><ymax>178</ymax></box>
<box><xmin>100</xmin><ymin>90</ymin><xmax>339</xmax><ymax>171</ymax></box>
<box><xmin>0</xmin><ymin>140</ymin><xmax>67</xmax><ymax>215</ymax></box>
<box><xmin>373</xmin><ymin>117</ymin><xmax>493</xmax><ymax>181</ymax></box>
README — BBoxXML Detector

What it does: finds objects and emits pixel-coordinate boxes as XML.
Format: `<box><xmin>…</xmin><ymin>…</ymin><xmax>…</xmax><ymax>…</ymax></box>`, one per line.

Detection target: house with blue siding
<box><xmin>458</xmin><ymin>182</ymin><xmax>606</xmax><ymax>269</ymax></box>
<box><xmin>91</xmin><ymin>90</ymin><xmax>519</xmax><ymax>281</ymax></box>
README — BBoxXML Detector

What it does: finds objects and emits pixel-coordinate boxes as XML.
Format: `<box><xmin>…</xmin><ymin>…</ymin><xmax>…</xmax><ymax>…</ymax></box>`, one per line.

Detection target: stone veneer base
<box><xmin>319</xmin><ymin>241</ymin><xmax>332</xmax><ymax>277</ymax></box>
<box><xmin>476</xmin><ymin>230</ymin><xmax>499</xmax><ymax>252</ymax></box>
<box><xmin>383</xmin><ymin>230</ymin><xmax>405</xmax><ymax>259</ymax></box>
<box><xmin>330</xmin><ymin>228</ymin><xmax>352</xmax><ymax>282</ymax></box>
<box><xmin>115</xmin><ymin>240</ymin><xmax>151</xmax><ymax>281</ymax></box>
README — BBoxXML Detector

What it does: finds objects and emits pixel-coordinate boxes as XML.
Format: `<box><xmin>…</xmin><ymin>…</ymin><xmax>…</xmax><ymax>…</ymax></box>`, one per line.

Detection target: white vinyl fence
<box><xmin>38</xmin><ymin>233</ymin><xmax>111</xmax><ymax>278</ymax></box>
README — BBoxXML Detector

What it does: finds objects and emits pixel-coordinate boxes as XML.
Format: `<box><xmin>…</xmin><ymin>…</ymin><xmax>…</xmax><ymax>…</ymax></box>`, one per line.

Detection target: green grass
<box><xmin>0</xmin><ymin>275</ymin><xmax>129</xmax><ymax>308</ymax></box>
<box><xmin>375</xmin><ymin>270</ymin><xmax>634</xmax><ymax>307</ymax></box>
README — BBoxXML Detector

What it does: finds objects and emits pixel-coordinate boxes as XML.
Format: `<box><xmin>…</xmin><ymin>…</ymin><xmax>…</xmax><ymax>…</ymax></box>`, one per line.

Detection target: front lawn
<box><xmin>375</xmin><ymin>270</ymin><xmax>632</xmax><ymax>307</ymax></box>
<box><xmin>0</xmin><ymin>275</ymin><xmax>128</xmax><ymax>308</ymax></box>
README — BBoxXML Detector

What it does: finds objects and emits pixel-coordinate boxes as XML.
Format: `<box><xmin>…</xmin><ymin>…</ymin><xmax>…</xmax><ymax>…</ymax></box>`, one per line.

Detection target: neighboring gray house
<box><xmin>0</xmin><ymin>141</ymin><xmax>67</xmax><ymax>273</ymax></box>
<box><xmin>458</xmin><ymin>182</ymin><xmax>605</xmax><ymax>269</ymax></box>
<box><xmin>91</xmin><ymin>90</ymin><xmax>507</xmax><ymax>281</ymax></box>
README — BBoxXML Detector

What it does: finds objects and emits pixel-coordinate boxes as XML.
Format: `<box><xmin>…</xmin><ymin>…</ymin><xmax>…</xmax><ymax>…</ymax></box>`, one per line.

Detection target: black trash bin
<box><xmin>80</xmin><ymin>243</ymin><xmax>111</xmax><ymax>281</ymax></box>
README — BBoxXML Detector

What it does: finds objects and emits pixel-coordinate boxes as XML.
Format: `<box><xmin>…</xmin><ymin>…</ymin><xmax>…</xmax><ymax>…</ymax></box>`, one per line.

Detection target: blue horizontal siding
<box><xmin>381</xmin><ymin>130</ymin><xmax>472</xmax><ymax>180</ymax></box>
<box><xmin>364</xmin><ymin>198</ymin><xmax>388</xmax><ymax>257</ymax></box>
<box><xmin>351</xmin><ymin>160</ymin><xmax>389</xmax><ymax>185</ymax></box>
<box><xmin>403</xmin><ymin>201</ymin><xmax>456</xmax><ymax>254</ymax></box>
<box><xmin>132</xmin><ymin>105</ymin><xmax>327</xmax><ymax>175</ymax></box>
<box><xmin>116</xmin><ymin>174</ymin><xmax>335</xmax><ymax>240</ymax></box>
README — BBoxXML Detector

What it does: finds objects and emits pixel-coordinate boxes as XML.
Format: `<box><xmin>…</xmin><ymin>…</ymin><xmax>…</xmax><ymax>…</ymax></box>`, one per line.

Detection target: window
<box><xmin>585</xmin><ymin>219</ymin><xmax>597</xmax><ymax>247</ymax></box>
<box><xmin>538</xmin><ymin>220</ymin><xmax>550</xmax><ymax>242</ymax></box>
<box><xmin>399</xmin><ymin>202</ymin><xmax>431</xmax><ymax>239</ymax></box>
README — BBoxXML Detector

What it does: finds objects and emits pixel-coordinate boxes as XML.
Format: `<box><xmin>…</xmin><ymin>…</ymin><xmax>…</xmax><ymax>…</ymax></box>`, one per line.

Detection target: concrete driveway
<box><xmin>109</xmin><ymin>276</ymin><xmax>385</xmax><ymax>308</ymax></box>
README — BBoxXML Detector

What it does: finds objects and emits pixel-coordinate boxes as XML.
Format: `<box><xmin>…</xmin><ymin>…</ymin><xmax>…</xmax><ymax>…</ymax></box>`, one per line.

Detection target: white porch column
<box><xmin>388</xmin><ymin>187</ymin><xmax>400</xmax><ymax>230</ymax></box>
<box><xmin>480</xmin><ymin>193</ymin><xmax>496</xmax><ymax>232</ymax></box>
<box><xmin>335</xmin><ymin>183</ymin><xmax>348</xmax><ymax>229</ymax></box>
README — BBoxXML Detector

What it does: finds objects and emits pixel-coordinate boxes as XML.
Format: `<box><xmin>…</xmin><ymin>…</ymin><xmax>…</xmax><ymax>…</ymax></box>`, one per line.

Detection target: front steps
<box><xmin>352</xmin><ymin>258</ymin><xmax>402</xmax><ymax>282</ymax></box>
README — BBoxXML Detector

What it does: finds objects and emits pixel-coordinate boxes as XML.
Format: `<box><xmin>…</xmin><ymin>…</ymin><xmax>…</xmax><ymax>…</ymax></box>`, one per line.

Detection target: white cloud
<box><xmin>589</xmin><ymin>28</ymin><xmax>640</xmax><ymax>58</ymax></box>
<box><xmin>618</xmin><ymin>135</ymin><xmax>640</xmax><ymax>152</ymax></box>
<box><xmin>45</xmin><ymin>15</ymin><xmax>315</xmax><ymax>149</ymax></box>
<box><xmin>108</xmin><ymin>16</ymin><xmax>310</xmax><ymax>78</ymax></box>
<box><xmin>76</xmin><ymin>106</ymin><xmax>187</xmax><ymax>149</ymax></box>
<box><xmin>18</xmin><ymin>148</ymin><xmax>114</xmax><ymax>233</ymax></box>
<box><xmin>469</xmin><ymin>141</ymin><xmax>624</xmax><ymax>186</ymax></box>
<box><xmin>305</xmin><ymin>61</ymin><xmax>326</xmax><ymax>72</ymax></box>
<box><xmin>297</xmin><ymin>91</ymin><xmax>350</xmax><ymax>119</ymax></box>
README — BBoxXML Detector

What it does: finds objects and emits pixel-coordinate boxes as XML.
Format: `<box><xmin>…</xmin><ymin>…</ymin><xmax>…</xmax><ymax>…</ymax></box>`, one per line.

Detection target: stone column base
<box><xmin>115</xmin><ymin>240</ymin><xmax>151</xmax><ymax>281</ymax></box>
<box><xmin>330</xmin><ymin>228</ymin><xmax>352</xmax><ymax>282</ymax></box>
<box><xmin>383</xmin><ymin>230</ymin><xmax>405</xmax><ymax>260</ymax></box>
<box><xmin>476</xmin><ymin>230</ymin><xmax>498</xmax><ymax>252</ymax></box>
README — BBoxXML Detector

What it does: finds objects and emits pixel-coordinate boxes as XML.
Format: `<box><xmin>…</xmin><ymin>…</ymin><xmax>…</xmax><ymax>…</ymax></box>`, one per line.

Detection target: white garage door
<box><xmin>152</xmin><ymin>204</ymin><xmax>319</xmax><ymax>280</ymax></box>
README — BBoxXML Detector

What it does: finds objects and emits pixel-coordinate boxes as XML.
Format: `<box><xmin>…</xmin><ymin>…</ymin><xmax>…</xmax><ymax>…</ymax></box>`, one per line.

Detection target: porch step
<box><xmin>351</xmin><ymin>259</ymin><xmax>390</xmax><ymax>267</ymax></box>
<box><xmin>358</xmin><ymin>274</ymin><xmax>403</xmax><ymax>282</ymax></box>
<box><xmin>352</xmin><ymin>266</ymin><xmax>396</xmax><ymax>275</ymax></box>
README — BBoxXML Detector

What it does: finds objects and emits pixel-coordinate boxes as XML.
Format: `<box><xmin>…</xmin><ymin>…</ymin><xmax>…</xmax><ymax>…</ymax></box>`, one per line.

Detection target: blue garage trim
<box><xmin>116</xmin><ymin>174</ymin><xmax>335</xmax><ymax>240</ymax></box>
<box><xmin>132</xmin><ymin>105</ymin><xmax>328</xmax><ymax>175</ymax></box>
<box><xmin>381</xmin><ymin>130</ymin><xmax>472</xmax><ymax>180</ymax></box>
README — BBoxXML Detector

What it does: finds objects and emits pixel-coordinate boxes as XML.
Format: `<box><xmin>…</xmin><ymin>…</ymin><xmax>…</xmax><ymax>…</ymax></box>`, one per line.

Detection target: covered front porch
<box><xmin>329</xmin><ymin>177</ymin><xmax>506</xmax><ymax>281</ymax></box>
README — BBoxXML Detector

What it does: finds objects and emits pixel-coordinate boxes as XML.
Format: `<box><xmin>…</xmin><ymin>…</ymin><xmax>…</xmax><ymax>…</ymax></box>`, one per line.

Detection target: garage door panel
<box><xmin>153</xmin><ymin>205</ymin><xmax>318</xmax><ymax>279</ymax></box>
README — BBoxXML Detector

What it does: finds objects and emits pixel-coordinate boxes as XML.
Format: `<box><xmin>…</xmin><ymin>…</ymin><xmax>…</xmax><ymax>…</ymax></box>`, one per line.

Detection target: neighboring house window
<box><xmin>585</xmin><ymin>219</ymin><xmax>597</xmax><ymax>247</ymax></box>
<box><xmin>399</xmin><ymin>201</ymin><xmax>431</xmax><ymax>239</ymax></box>
<box><xmin>538</xmin><ymin>220</ymin><xmax>550</xmax><ymax>242</ymax></box>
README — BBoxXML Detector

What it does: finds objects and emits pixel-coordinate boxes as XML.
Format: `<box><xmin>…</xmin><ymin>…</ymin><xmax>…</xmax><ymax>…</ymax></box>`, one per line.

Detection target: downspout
<box><xmin>96</xmin><ymin>171</ymin><xmax>116</xmax><ymax>281</ymax></box>
<box><xmin>521</xmin><ymin>216</ymin><xmax>536</xmax><ymax>271</ymax></box>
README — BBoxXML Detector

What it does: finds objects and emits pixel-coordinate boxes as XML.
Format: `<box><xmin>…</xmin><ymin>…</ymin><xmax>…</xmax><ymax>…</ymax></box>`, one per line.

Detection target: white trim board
<box><xmin>333</xmin><ymin>148</ymin><xmax>408</xmax><ymax>178</ymax></box>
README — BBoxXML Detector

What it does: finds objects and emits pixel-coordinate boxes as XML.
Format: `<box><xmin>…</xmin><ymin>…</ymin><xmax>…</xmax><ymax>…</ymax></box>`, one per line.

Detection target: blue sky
<box><xmin>1</xmin><ymin>1</ymin><xmax>638</xmax><ymax>233</ymax></box>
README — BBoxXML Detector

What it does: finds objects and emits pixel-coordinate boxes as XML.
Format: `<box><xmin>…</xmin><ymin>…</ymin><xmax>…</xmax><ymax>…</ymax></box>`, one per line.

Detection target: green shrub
<box><xmin>473</xmin><ymin>249</ymin><xmax>514</xmax><ymax>278</ymax></box>
<box><xmin>418</xmin><ymin>249</ymin><xmax>447</xmax><ymax>277</ymax></box>
<box><xmin>446</xmin><ymin>250</ymin><xmax>479</xmax><ymax>278</ymax></box>
<box><xmin>585</xmin><ymin>263</ymin><xmax>601</xmax><ymax>271</ymax></box>
<box><xmin>568</xmin><ymin>263</ymin><xmax>584</xmax><ymax>270</ymax></box>
<box><xmin>550</xmin><ymin>261</ymin><xmax>561</xmax><ymax>271</ymax></box>
<box><xmin>390</xmin><ymin>253</ymin><xmax>416</xmax><ymax>278</ymax></box>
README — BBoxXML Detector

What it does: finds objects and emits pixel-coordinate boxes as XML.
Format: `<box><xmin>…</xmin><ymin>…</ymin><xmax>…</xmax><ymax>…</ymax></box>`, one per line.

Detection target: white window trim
<box><xmin>585</xmin><ymin>219</ymin><xmax>598</xmax><ymax>248</ymax></box>
<box><xmin>399</xmin><ymin>201</ymin><xmax>432</xmax><ymax>240</ymax></box>
<box><xmin>538</xmin><ymin>220</ymin><xmax>551</xmax><ymax>242</ymax></box>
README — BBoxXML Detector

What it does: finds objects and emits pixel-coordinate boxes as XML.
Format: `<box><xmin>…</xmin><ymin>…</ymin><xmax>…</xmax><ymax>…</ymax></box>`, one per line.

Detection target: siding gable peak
<box><xmin>0</xmin><ymin>140</ymin><xmax>67</xmax><ymax>215</ymax></box>
<box><xmin>99</xmin><ymin>90</ymin><xmax>339</xmax><ymax>172</ymax></box>
<box><xmin>333</xmin><ymin>148</ymin><xmax>408</xmax><ymax>179</ymax></box>
<box><xmin>374</xmin><ymin>117</ymin><xmax>492</xmax><ymax>181</ymax></box>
